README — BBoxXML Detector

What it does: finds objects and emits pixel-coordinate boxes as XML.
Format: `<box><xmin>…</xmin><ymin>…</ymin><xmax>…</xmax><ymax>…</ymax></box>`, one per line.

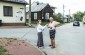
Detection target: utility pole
<box><xmin>69</xmin><ymin>9</ymin><xmax>71</xmax><ymax>22</ymax></box>
<box><xmin>28</xmin><ymin>0</ymin><xmax>31</xmax><ymax>26</ymax></box>
<box><xmin>63</xmin><ymin>4</ymin><xmax>65</xmax><ymax>20</ymax></box>
<box><xmin>69</xmin><ymin>9</ymin><xmax>70</xmax><ymax>18</ymax></box>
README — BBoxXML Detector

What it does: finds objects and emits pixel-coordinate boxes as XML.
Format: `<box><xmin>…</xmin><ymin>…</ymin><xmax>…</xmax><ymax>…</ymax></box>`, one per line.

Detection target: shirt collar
<box><xmin>50</xmin><ymin>21</ymin><xmax>54</xmax><ymax>23</ymax></box>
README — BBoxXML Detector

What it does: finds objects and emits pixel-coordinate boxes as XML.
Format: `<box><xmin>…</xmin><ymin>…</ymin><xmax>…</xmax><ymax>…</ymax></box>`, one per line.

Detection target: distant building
<box><xmin>0</xmin><ymin>0</ymin><xmax>27</xmax><ymax>26</ymax></box>
<box><xmin>83</xmin><ymin>15</ymin><xmax>85</xmax><ymax>23</ymax></box>
<box><xmin>64</xmin><ymin>15</ymin><xmax>73</xmax><ymax>23</ymax></box>
<box><xmin>26</xmin><ymin>2</ymin><xmax>56</xmax><ymax>21</ymax></box>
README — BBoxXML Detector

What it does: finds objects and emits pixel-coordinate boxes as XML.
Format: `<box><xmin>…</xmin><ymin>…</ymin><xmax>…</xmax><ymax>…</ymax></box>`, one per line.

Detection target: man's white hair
<box><xmin>49</xmin><ymin>17</ymin><xmax>53</xmax><ymax>20</ymax></box>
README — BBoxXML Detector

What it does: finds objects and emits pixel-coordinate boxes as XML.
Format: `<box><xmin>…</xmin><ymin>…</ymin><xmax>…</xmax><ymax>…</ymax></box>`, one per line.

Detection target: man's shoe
<box><xmin>51</xmin><ymin>46</ymin><xmax>55</xmax><ymax>48</ymax></box>
<box><xmin>49</xmin><ymin>45</ymin><xmax>52</xmax><ymax>46</ymax></box>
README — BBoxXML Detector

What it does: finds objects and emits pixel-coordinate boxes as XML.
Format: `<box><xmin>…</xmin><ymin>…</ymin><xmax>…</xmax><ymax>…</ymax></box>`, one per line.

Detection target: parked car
<box><xmin>73</xmin><ymin>21</ymin><xmax>80</xmax><ymax>26</ymax></box>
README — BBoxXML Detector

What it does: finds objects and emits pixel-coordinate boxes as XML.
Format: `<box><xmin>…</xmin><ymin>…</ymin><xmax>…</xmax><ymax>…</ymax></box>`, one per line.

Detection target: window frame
<box><xmin>3</xmin><ymin>6</ymin><xmax>13</xmax><ymax>17</ymax></box>
<box><xmin>34</xmin><ymin>13</ymin><xmax>37</xmax><ymax>20</ymax></box>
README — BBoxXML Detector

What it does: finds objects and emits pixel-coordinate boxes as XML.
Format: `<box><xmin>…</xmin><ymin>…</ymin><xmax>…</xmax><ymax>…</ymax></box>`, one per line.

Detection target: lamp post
<box><xmin>28</xmin><ymin>0</ymin><xmax>31</xmax><ymax>26</ymax></box>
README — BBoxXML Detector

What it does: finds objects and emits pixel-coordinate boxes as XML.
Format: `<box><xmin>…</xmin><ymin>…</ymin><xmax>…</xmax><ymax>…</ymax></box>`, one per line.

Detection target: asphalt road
<box><xmin>55</xmin><ymin>23</ymin><xmax>85</xmax><ymax>55</ymax></box>
<box><xmin>24</xmin><ymin>23</ymin><xmax>85</xmax><ymax>55</ymax></box>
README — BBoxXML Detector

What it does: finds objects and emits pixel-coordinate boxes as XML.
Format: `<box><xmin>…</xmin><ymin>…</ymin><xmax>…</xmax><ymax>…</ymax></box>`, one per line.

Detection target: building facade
<box><xmin>0</xmin><ymin>0</ymin><xmax>27</xmax><ymax>26</ymax></box>
<box><xmin>26</xmin><ymin>2</ymin><xmax>56</xmax><ymax>21</ymax></box>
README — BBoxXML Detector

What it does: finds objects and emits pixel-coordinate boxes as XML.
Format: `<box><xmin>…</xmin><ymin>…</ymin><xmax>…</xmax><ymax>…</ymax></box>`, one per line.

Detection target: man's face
<box><xmin>49</xmin><ymin>19</ymin><xmax>53</xmax><ymax>22</ymax></box>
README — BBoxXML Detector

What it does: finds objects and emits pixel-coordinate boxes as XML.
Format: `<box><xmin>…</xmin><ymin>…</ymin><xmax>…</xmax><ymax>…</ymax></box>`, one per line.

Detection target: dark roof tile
<box><xmin>1</xmin><ymin>0</ymin><xmax>28</xmax><ymax>4</ymax></box>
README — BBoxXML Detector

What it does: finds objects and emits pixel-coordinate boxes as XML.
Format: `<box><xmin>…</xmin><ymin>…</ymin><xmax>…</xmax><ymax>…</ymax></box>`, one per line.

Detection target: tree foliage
<box><xmin>52</xmin><ymin>13</ymin><xmax>64</xmax><ymax>23</ymax></box>
<box><xmin>73</xmin><ymin>11</ymin><xmax>84</xmax><ymax>21</ymax></box>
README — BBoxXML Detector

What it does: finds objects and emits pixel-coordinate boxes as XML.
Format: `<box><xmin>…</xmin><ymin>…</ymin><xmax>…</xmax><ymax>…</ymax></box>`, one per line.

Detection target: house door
<box><xmin>45</xmin><ymin>13</ymin><xmax>49</xmax><ymax>20</ymax></box>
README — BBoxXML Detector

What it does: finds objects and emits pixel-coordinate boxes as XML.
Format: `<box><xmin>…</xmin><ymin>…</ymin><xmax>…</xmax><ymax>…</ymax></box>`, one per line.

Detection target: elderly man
<box><xmin>47</xmin><ymin>17</ymin><xmax>60</xmax><ymax>48</ymax></box>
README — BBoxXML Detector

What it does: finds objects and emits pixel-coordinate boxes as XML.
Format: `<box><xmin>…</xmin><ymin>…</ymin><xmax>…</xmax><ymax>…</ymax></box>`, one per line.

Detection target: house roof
<box><xmin>0</xmin><ymin>0</ymin><xmax>28</xmax><ymax>5</ymax></box>
<box><xmin>26</xmin><ymin>3</ymin><xmax>48</xmax><ymax>12</ymax></box>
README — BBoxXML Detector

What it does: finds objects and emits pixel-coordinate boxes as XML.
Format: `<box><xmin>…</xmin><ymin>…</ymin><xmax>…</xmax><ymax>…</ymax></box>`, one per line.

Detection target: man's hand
<box><xmin>47</xmin><ymin>26</ymin><xmax>52</xmax><ymax>29</ymax></box>
<box><xmin>45</xmin><ymin>24</ymin><xmax>49</xmax><ymax>26</ymax></box>
<box><xmin>55</xmin><ymin>22</ymin><xmax>60</xmax><ymax>27</ymax></box>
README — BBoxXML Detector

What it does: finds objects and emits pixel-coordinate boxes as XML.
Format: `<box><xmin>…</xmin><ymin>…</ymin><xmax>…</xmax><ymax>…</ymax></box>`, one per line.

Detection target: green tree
<box><xmin>73</xmin><ymin>11</ymin><xmax>84</xmax><ymax>21</ymax></box>
<box><xmin>57</xmin><ymin>13</ymin><xmax>63</xmax><ymax>19</ymax></box>
<box><xmin>52</xmin><ymin>13</ymin><xmax>64</xmax><ymax>23</ymax></box>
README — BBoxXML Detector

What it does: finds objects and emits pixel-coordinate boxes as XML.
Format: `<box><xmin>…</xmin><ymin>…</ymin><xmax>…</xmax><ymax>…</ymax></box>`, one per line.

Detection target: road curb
<box><xmin>17</xmin><ymin>38</ymin><xmax>45</xmax><ymax>55</ymax></box>
<box><xmin>25</xmin><ymin>40</ymin><xmax>46</xmax><ymax>55</ymax></box>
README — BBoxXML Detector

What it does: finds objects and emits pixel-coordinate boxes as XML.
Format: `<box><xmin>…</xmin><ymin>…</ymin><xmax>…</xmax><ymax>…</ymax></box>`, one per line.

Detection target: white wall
<box><xmin>0</xmin><ymin>2</ymin><xmax>26</xmax><ymax>23</ymax></box>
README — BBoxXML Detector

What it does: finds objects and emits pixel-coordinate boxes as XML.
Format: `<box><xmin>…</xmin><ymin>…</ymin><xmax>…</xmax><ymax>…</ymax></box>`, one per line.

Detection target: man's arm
<box><xmin>55</xmin><ymin>22</ymin><xmax>60</xmax><ymax>27</ymax></box>
<box><xmin>47</xmin><ymin>24</ymin><xmax>52</xmax><ymax>29</ymax></box>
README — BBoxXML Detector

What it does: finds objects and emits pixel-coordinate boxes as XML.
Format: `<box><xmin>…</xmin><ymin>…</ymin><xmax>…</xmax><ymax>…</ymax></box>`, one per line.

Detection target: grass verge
<box><xmin>0</xmin><ymin>46</ymin><xmax>11</xmax><ymax>55</ymax></box>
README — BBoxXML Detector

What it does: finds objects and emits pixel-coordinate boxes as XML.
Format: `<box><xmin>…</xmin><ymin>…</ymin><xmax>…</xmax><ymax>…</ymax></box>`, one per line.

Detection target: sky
<box><xmin>26</xmin><ymin>0</ymin><xmax>85</xmax><ymax>15</ymax></box>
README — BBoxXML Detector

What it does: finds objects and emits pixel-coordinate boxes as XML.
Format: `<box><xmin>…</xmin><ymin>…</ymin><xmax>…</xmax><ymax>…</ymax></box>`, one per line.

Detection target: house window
<box><xmin>45</xmin><ymin>13</ymin><xmax>49</xmax><ymax>19</ymax></box>
<box><xmin>3</xmin><ymin>6</ymin><xmax>13</xmax><ymax>16</ymax></box>
<box><xmin>34</xmin><ymin>13</ymin><xmax>37</xmax><ymax>20</ymax></box>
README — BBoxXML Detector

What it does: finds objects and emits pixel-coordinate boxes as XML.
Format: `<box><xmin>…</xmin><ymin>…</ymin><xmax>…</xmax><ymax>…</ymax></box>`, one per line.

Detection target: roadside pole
<box><xmin>63</xmin><ymin>4</ymin><xmax>65</xmax><ymax>20</ymax></box>
<box><xmin>28</xmin><ymin>0</ymin><xmax>31</xmax><ymax>26</ymax></box>
<box><xmin>69</xmin><ymin>9</ymin><xmax>71</xmax><ymax>22</ymax></box>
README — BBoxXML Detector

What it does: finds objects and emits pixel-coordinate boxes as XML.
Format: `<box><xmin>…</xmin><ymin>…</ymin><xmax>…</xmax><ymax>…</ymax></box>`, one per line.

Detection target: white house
<box><xmin>0</xmin><ymin>0</ymin><xmax>27</xmax><ymax>26</ymax></box>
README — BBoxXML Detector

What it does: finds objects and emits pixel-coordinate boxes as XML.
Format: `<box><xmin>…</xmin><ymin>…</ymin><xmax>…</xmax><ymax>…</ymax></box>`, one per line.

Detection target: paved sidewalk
<box><xmin>0</xmin><ymin>38</ymin><xmax>43</xmax><ymax>55</ymax></box>
<box><xmin>0</xmin><ymin>26</ymin><xmax>28</xmax><ymax>29</ymax></box>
